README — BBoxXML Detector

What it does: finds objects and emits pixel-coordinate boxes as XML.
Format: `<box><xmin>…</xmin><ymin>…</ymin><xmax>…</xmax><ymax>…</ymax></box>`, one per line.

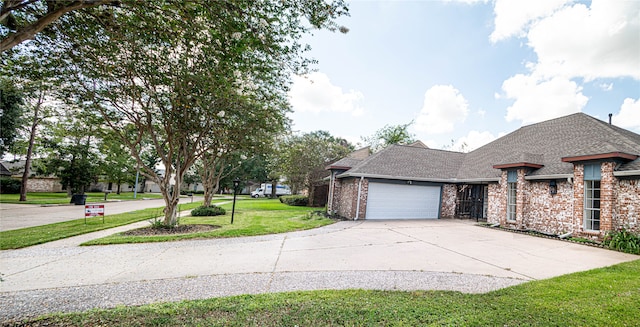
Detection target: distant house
<box><xmin>327</xmin><ymin>113</ymin><xmax>640</xmax><ymax>240</ymax></box>
<box><xmin>0</xmin><ymin>162</ymin><xmax>12</xmax><ymax>177</ymax></box>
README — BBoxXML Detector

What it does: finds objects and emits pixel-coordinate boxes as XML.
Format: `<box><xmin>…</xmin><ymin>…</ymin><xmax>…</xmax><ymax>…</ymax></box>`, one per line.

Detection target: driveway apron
<box><xmin>1</xmin><ymin>219</ymin><xmax>637</xmax><ymax>322</ymax></box>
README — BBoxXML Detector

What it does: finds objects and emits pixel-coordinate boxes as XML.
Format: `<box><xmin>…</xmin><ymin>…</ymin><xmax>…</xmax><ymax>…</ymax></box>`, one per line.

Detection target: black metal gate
<box><xmin>455</xmin><ymin>185</ymin><xmax>487</xmax><ymax>221</ymax></box>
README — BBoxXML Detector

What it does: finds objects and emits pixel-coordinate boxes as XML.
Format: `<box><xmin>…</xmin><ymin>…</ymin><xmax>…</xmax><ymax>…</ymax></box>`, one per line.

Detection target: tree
<box><xmin>0</xmin><ymin>0</ymin><xmax>117</xmax><ymax>52</ymax></box>
<box><xmin>362</xmin><ymin>122</ymin><xmax>417</xmax><ymax>153</ymax></box>
<box><xmin>0</xmin><ymin>77</ymin><xmax>23</xmax><ymax>157</ymax></box>
<box><xmin>99</xmin><ymin>129</ymin><xmax>136</xmax><ymax>194</ymax></box>
<box><xmin>279</xmin><ymin>131</ymin><xmax>353</xmax><ymax>199</ymax></box>
<box><xmin>7</xmin><ymin>0</ymin><xmax>349</xmax><ymax>225</ymax></box>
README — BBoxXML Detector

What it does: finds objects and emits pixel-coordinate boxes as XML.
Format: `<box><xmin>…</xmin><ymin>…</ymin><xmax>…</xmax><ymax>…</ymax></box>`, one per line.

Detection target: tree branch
<box><xmin>1</xmin><ymin>0</ymin><xmax>113</xmax><ymax>53</ymax></box>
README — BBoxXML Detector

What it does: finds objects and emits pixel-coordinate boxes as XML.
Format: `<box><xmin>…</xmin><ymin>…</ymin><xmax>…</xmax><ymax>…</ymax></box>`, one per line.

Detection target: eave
<box><xmin>561</xmin><ymin>152</ymin><xmax>638</xmax><ymax>163</ymax></box>
<box><xmin>492</xmin><ymin>162</ymin><xmax>544</xmax><ymax>170</ymax></box>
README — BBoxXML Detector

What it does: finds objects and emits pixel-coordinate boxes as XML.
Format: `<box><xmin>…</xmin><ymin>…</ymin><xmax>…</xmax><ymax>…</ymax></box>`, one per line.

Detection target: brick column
<box><xmin>600</xmin><ymin>162</ymin><xmax>616</xmax><ymax>231</ymax></box>
<box><xmin>515</xmin><ymin>169</ymin><xmax>527</xmax><ymax>228</ymax></box>
<box><xmin>573</xmin><ymin>164</ymin><xmax>584</xmax><ymax>231</ymax></box>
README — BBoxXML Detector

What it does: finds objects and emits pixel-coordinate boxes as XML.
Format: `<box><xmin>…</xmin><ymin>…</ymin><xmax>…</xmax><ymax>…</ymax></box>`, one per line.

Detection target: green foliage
<box><xmin>279</xmin><ymin>131</ymin><xmax>354</xmax><ymax>194</ymax></box>
<box><xmin>0</xmin><ymin>177</ymin><xmax>21</xmax><ymax>194</ymax></box>
<box><xmin>84</xmin><ymin>199</ymin><xmax>328</xmax><ymax>245</ymax></box>
<box><xmin>279</xmin><ymin>195</ymin><xmax>309</xmax><ymax>206</ymax></box>
<box><xmin>15</xmin><ymin>260</ymin><xmax>640</xmax><ymax>326</ymax></box>
<box><xmin>191</xmin><ymin>205</ymin><xmax>226</xmax><ymax>217</ymax></box>
<box><xmin>0</xmin><ymin>78</ymin><xmax>24</xmax><ymax>156</ymax></box>
<box><xmin>603</xmin><ymin>228</ymin><xmax>640</xmax><ymax>254</ymax></box>
<box><xmin>361</xmin><ymin>122</ymin><xmax>416</xmax><ymax>153</ymax></box>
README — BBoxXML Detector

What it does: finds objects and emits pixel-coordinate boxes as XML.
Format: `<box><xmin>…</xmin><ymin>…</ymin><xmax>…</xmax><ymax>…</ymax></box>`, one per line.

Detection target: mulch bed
<box><xmin>121</xmin><ymin>224</ymin><xmax>220</xmax><ymax>236</ymax></box>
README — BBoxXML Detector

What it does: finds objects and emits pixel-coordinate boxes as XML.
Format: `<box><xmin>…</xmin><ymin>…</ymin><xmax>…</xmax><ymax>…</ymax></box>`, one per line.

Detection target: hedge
<box><xmin>0</xmin><ymin>177</ymin><xmax>21</xmax><ymax>194</ymax></box>
<box><xmin>191</xmin><ymin>205</ymin><xmax>226</xmax><ymax>216</ymax></box>
<box><xmin>279</xmin><ymin>195</ymin><xmax>309</xmax><ymax>206</ymax></box>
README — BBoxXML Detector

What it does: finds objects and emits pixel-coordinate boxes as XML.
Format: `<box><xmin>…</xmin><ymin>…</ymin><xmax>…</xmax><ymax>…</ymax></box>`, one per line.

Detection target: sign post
<box><xmin>85</xmin><ymin>205</ymin><xmax>105</xmax><ymax>224</ymax></box>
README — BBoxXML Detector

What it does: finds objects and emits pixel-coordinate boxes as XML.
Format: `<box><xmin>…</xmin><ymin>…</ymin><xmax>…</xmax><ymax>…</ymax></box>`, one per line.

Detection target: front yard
<box><xmin>7</xmin><ymin>259</ymin><xmax>639</xmax><ymax>326</ymax></box>
<box><xmin>81</xmin><ymin>199</ymin><xmax>332</xmax><ymax>245</ymax></box>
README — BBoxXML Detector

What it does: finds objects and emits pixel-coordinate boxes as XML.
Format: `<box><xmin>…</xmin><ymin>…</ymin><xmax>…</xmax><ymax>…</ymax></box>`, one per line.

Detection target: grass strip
<box><xmin>0</xmin><ymin>192</ymin><xmax>163</xmax><ymax>205</ymax></box>
<box><xmin>10</xmin><ymin>259</ymin><xmax>640</xmax><ymax>326</ymax></box>
<box><xmin>82</xmin><ymin>199</ymin><xmax>332</xmax><ymax>245</ymax></box>
<box><xmin>0</xmin><ymin>201</ymin><xmax>206</xmax><ymax>250</ymax></box>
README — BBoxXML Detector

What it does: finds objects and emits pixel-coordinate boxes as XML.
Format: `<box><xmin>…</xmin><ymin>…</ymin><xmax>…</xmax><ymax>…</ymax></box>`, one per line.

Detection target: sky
<box><xmin>286</xmin><ymin>0</ymin><xmax>640</xmax><ymax>151</ymax></box>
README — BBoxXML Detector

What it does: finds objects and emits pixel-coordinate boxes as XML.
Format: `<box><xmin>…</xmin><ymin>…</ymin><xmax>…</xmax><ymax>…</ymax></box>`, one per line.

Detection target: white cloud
<box><xmin>288</xmin><ymin>72</ymin><xmax>364</xmax><ymax>116</ymax></box>
<box><xmin>501</xmin><ymin>74</ymin><xmax>588</xmax><ymax>124</ymax></box>
<box><xmin>452</xmin><ymin>130</ymin><xmax>497</xmax><ymax>152</ymax></box>
<box><xmin>490</xmin><ymin>0</ymin><xmax>570</xmax><ymax>43</ymax></box>
<box><xmin>415</xmin><ymin>85</ymin><xmax>469</xmax><ymax>134</ymax></box>
<box><xmin>527</xmin><ymin>0</ymin><xmax>640</xmax><ymax>81</ymax></box>
<box><xmin>599</xmin><ymin>83</ymin><xmax>613</xmax><ymax>91</ymax></box>
<box><xmin>612</xmin><ymin>98</ymin><xmax>640</xmax><ymax>132</ymax></box>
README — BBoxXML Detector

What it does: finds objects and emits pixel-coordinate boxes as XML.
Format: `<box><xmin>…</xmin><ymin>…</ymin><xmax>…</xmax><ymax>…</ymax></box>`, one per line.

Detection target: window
<box><xmin>507</xmin><ymin>171</ymin><xmax>517</xmax><ymax>221</ymax></box>
<box><xmin>584</xmin><ymin>164</ymin><xmax>601</xmax><ymax>231</ymax></box>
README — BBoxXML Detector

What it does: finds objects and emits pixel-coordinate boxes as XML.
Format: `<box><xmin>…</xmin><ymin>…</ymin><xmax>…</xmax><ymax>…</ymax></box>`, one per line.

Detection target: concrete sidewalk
<box><xmin>1</xmin><ymin>219</ymin><xmax>637</xmax><ymax>321</ymax></box>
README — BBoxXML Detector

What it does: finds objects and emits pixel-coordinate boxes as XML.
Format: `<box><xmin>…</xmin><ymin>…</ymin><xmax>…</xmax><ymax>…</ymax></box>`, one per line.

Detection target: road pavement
<box><xmin>0</xmin><ymin>196</ymin><xmax>204</xmax><ymax>231</ymax></box>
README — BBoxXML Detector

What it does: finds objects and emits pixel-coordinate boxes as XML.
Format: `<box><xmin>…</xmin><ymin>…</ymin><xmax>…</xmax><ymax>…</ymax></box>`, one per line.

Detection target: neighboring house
<box><xmin>327</xmin><ymin>113</ymin><xmax>640</xmax><ymax>240</ymax></box>
<box><xmin>0</xmin><ymin>162</ymin><xmax>12</xmax><ymax>177</ymax></box>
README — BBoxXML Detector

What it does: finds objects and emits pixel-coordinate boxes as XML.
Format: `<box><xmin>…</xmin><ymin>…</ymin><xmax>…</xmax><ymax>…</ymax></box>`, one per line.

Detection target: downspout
<box><xmin>327</xmin><ymin>171</ymin><xmax>335</xmax><ymax>213</ymax></box>
<box><xmin>354</xmin><ymin>176</ymin><xmax>364</xmax><ymax>220</ymax></box>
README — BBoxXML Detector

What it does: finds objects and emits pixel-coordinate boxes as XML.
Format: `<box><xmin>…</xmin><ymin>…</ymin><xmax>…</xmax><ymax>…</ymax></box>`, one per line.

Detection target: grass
<box><xmin>8</xmin><ymin>259</ymin><xmax>640</xmax><ymax>326</ymax></box>
<box><xmin>0</xmin><ymin>201</ymin><xmax>206</xmax><ymax>250</ymax></box>
<box><xmin>82</xmin><ymin>199</ymin><xmax>332</xmax><ymax>245</ymax></box>
<box><xmin>0</xmin><ymin>192</ymin><xmax>163</xmax><ymax>204</ymax></box>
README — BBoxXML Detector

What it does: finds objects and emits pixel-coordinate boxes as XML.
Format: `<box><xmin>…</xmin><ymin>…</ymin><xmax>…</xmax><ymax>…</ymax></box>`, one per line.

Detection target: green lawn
<box><xmin>11</xmin><ymin>259</ymin><xmax>640</xmax><ymax>326</ymax></box>
<box><xmin>0</xmin><ymin>201</ymin><xmax>206</xmax><ymax>250</ymax></box>
<box><xmin>82</xmin><ymin>199</ymin><xmax>331</xmax><ymax>245</ymax></box>
<box><xmin>0</xmin><ymin>192</ymin><xmax>163</xmax><ymax>204</ymax></box>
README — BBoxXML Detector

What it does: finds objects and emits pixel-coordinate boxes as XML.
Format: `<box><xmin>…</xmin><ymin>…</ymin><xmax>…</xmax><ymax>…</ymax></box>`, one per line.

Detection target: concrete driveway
<box><xmin>1</xmin><ymin>219</ymin><xmax>637</xmax><ymax>321</ymax></box>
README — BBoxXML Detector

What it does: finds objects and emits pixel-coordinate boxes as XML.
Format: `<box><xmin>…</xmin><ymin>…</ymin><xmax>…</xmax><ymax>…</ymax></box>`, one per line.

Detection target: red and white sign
<box><xmin>85</xmin><ymin>205</ymin><xmax>105</xmax><ymax>217</ymax></box>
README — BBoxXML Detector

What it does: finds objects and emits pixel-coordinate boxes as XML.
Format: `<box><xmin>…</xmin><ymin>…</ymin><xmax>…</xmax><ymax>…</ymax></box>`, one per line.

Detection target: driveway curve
<box><xmin>1</xmin><ymin>219</ymin><xmax>637</xmax><ymax>322</ymax></box>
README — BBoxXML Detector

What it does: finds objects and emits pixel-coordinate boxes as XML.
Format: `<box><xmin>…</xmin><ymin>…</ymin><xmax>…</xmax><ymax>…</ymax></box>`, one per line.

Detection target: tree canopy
<box><xmin>362</xmin><ymin>122</ymin><xmax>417</xmax><ymax>153</ymax></box>
<box><xmin>2</xmin><ymin>0</ymin><xmax>349</xmax><ymax>225</ymax></box>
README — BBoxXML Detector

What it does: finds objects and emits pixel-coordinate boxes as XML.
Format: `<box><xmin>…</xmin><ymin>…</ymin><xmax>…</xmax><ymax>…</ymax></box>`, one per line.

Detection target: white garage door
<box><xmin>365</xmin><ymin>182</ymin><xmax>441</xmax><ymax>219</ymax></box>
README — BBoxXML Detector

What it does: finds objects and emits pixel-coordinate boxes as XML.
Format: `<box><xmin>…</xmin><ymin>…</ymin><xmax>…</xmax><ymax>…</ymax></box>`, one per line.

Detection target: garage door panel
<box><xmin>366</xmin><ymin>182</ymin><xmax>440</xmax><ymax>219</ymax></box>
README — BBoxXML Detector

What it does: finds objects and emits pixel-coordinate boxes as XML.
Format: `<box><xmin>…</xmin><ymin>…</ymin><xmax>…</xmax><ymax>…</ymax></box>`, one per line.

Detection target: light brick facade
<box><xmin>485</xmin><ymin>161</ymin><xmax>640</xmax><ymax>240</ymax></box>
<box><xmin>440</xmin><ymin>184</ymin><xmax>457</xmax><ymax>218</ymax></box>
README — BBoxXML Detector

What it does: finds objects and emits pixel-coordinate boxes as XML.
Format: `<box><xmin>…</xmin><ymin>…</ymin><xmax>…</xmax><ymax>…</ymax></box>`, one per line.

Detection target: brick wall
<box><xmin>440</xmin><ymin>184</ymin><xmax>457</xmax><ymax>218</ymax></box>
<box><xmin>520</xmin><ymin>179</ymin><xmax>574</xmax><ymax>235</ymax></box>
<box><xmin>600</xmin><ymin>162</ymin><xmax>615</xmax><ymax>231</ymax></box>
<box><xmin>331</xmin><ymin>177</ymin><xmax>360</xmax><ymax>219</ymax></box>
<box><xmin>614</xmin><ymin>179</ymin><xmax>640</xmax><ymax>233</ymax></box>
<box><xmin>26</xmin><ymin>178</ymin><xmax>63</xmax><ymax>192</ymax></box>
<box><xmin>487</xmin><ymin>174</ymin><xmax>506</xmax><ymax>225</ymax></box>
<box><xmin>572</xmin><ymin>164</ymin><xmax>585</xmax><ymax>234</ymax></box>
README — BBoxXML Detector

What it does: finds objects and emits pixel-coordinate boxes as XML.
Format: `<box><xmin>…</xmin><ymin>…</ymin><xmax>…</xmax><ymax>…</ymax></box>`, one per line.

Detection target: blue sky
<box><xmin>287</xmin><ymin>0</ymin><xmax>640</xmax><ymax>151</ymax></box>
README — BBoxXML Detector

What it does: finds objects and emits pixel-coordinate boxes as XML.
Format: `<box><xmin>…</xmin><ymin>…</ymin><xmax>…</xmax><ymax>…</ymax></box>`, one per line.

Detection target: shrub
<box><xmin>0</xmin><ymin>177</ymin><xmax>21</xmax><ymax>194</ymax></box>
<box><xmin>279</xmin><ymin>195</ymin><xmax>309</xmax><ymax>206</ymax></box>
<box><xmin>191</xmin><ymin>205</ymin><xmax>226</xmax><ymax>217</ymax></box>
<box><xmin>603</xmin><ymin>228</ymin><xmax>640</xmax><ymax>255</ymax></box>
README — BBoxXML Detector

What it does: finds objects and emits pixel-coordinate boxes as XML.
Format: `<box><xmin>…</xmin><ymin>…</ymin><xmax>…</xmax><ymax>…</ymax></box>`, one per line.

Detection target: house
<box><xmin>0</xmin><ymin>162</ymin><xmax>12</xmax><ymax>177</ymax></box>
<box><xmin>327</xmin><ymin>113</ymin><xmax>640</xmax><ymax>240</ymax></box>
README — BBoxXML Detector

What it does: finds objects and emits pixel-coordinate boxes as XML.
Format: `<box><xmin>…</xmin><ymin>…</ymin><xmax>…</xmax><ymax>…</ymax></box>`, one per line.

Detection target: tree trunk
<box><xmin>116</xmin><ymin>183</ymin><xmax>121</xmax><ymax>194</ymax></box>
<box><xmin>19</xmin><ymin>91</ymin><xmax>42</xmax><ymax>202</ymax></box>
<box><xmin>270</xmin><ymin>180</ymin><xmax>277</xmax><ymax>198</ymax></box>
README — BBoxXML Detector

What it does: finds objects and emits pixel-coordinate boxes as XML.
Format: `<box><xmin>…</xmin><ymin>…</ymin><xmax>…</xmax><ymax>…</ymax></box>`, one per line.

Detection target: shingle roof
<box><xmin>457</xmin><ymin>113</ymin><xmax>640</xmax><ymax>179</ymax></box>
<box><xmin>0</xmin><ymin>162</ymin><xmax>12</xmax><ymax>176</ymax></box>
<box><xmin>338</xmin><ymin>145</ymin><xmax>466</xmax><ymax>181</ymax></box>
<box><xmin>333</xmin><ymin>113</ymin><xmax>640</xmax><ymax>181</ymax></box>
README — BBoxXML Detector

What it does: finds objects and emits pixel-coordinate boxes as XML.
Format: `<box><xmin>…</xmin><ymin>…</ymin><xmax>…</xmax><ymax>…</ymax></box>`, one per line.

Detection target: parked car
<box><xmin>251</xmin><ymin>184</ymin><xmax>292</xmax><ymax>198</ymax></box>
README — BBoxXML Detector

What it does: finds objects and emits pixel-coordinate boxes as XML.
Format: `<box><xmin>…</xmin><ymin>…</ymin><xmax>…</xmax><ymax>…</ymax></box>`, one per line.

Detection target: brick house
<box><xmin>327</xmin><ymin>113</ymin><xmax>640</xmax><ymax>240</ymax></box>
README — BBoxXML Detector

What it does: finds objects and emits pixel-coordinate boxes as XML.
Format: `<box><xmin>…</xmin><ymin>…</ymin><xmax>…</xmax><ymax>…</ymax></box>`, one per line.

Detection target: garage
<box><xmin>365</xmin><ymin>182</ymin><xmax>441</xmax><ymax>219</ymax></box>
